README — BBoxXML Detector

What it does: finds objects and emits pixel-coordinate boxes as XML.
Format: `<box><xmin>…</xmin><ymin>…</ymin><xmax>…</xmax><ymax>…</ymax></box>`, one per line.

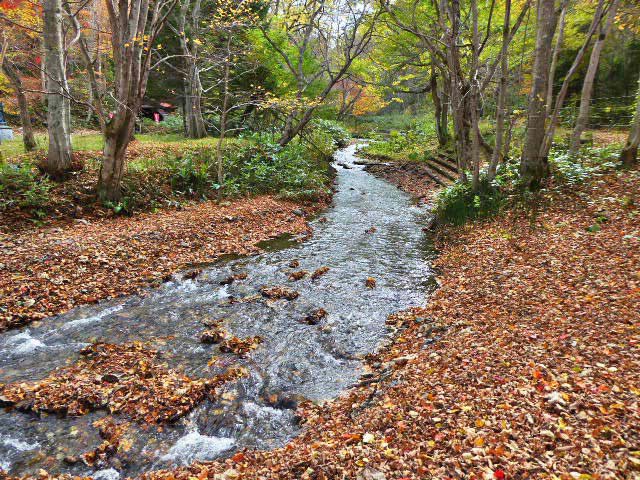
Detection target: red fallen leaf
<box><xmin>493</xmin><ymin>470</ymin><xmax>505</xmax><ymax>480</ymax></box>
<box><xmin>341</xmin><ymin>433</ymin><xmax>361</xmax><ymax>444</ymax></box>
<box><xmin>232</xmin><ymin>452</ymin><xmax>245</xmax><ymax>462</ymax></box>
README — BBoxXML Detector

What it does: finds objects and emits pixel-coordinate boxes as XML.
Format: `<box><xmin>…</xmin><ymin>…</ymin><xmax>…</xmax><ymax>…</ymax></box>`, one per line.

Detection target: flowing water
<box><xmin>0</xmin><ymin>144</ymin><xmax>434</xmax><ymax>478</ymax></box>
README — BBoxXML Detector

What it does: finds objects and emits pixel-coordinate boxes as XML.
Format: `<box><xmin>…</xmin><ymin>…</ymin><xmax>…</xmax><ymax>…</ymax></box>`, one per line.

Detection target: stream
<box><xmin>0</xmin><ymin>144</ymin><xmax>435</xmax><ymax>478</ymax></box>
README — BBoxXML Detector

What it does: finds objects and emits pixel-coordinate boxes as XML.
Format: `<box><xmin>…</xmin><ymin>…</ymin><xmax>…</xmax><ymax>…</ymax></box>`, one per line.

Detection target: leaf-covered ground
<box><xmin>364</xmin><ymin>162</ymin><xmax>440</xmax><ymax>204</ymax></box>
<box><xmin>0</xmin><ymin>195</ymin><xmax>325</xmax><ymax>332</ymax></box>
<box><xmin>2</xmin><ymin>167</ymin><xmax>638</xmax><ymax>480</ymax></box>
<box><xmin>1</xmin><ymin>142</ymin><xmax>194</xmax><ymax>230</ymax></box>
<box><xmin>127</xmin><ymin>169</ymin><xmax>637</xmax><ymax>479</ymax></box>
<box><xmin>0</xmin><ymin>342</ymin><xmax>243</xmax><ymax>423</ymax></box>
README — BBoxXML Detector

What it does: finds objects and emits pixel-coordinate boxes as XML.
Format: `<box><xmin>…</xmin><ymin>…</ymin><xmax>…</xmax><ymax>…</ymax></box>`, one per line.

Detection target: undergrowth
<box><xmin>434</xmin><ymin>144</ymin><xmax>621</xmax><ymax>226</ymax></box>
<box><xmin>0</xmin><ymin>161</ymin><xmax>51</xmax><ymax>212</ymax></box>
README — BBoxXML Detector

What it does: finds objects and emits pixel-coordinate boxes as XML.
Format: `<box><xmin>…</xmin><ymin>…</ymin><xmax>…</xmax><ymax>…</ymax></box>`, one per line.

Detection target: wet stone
<box><xmin>260</xmin><ymin>286</ymin><xmax>299</xmax><ymax>300</ymax></box>
<box><xmin>200</xmin><ymin>328</ymin><xmax>226</xmax><ymax>344</ymax></box>
<box><xmin>300</xmin><ymin>308</ymin><xmax>328</xmax><ymax>325</ymax></box>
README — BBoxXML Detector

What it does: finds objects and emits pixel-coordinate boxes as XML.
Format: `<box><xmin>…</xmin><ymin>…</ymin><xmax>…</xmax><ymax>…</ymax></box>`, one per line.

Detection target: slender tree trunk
<box><xmin>177</xmin><ymin>0</ymin><xmax>206</xmax><ymax>139</ymax></box>
<box><xmin>40</xmin><ymin>40</ymin><xmax>47</xmax><ymax>106</ymax></box>
<box><xmin>440</xmin><ymin>86</ymin><xmax>449</xmax><ymax>145</ymax></box>
<box><xmin>184</xmin><ymin>61</ymin><xmax>207</xmax><ymax>138</ymax></box>
<box><xmin>546</xmin><ymin>0</ymin><xmax>568</xmax><ymax>117</ymax></box>
<box><xmin>64</xmin><ymin>0</ymin><xmax>107</xmax><ymax>133</ymax></box>
<box><xmin>43</xmin><ymin>0</ymin><xmax>72</xmax><ymax>177</ymax></box>
<box><xmin>216</xmin><ymin>36</ymin><xmax>231</xmax><ymax>201</ymax></box>
<box><xmin>446</xmin><ymin>0</ymin><xmax>468</xmax><ymax>181</ymax></box>
<box><xmin>488</xmin><ymin>0</ymin><xmax>511</xmax><ymax>181</ymax></box>
<box><xmin>279</xmin><ymin>111</ymin><xmax>296</xmax><ymax>146</ymax></box>
<box><xmin>2</xmin><ymin>61</ymin><xmax>37</xmax><ymax>152</ymax></box>
<box><xmin>570</xmin><ymin>0</ymin><xmax>619</xmax><ymax>154</ymax></box>
<box><xmin>520</xmin><ymin>0</ymin><xmax>557</xmax><ymax>189</ymax></box>
<box><xmin>470</xmin><ymin>0</ymin><xmax>481</xmax><ymax>191</ymax></box>
<box><xmin>278</xmin><ymin>88</ymin><xmax>304</xmax><ymax>146</ymax></box>
<box><xmin>431</xmin><ymin>67</ymin><xmax>449</xmax><ymax>146</ymax></box>
<box><xmin>540</xmin><ymin>0</ymin><xmax>606</xmax><ymax>159</ymax></box>
<box><xmin>504</xmin><ymin>114</ymin><xmax>516</xmax><ymax>161</ymax></box>
<box><xmin>620</xmin><ymin>75</ymin><xmax>640</xmax><ymax>167</ymax></box>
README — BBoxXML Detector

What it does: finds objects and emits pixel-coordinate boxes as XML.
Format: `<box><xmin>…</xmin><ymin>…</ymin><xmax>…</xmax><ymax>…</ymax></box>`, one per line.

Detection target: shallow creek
<box><xmin>0</xmin><ymin>144</ymin><xmax>434</xmax><ymax>478</ymax></box>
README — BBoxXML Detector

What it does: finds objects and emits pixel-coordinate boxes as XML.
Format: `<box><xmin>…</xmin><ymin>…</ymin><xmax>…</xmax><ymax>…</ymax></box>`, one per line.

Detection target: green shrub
<box><xmin>0</xmin><ymin>161</ymin><xmax>51</xmax><ymax>211</ymax></box>
<box><xmin>225</xmin><ymin>132</ymin><xmax>331</xmax><ymax>199</ymax></box>
<box><xmin>434</xmin><ymin>175</ymin><xmax>504</xmax><ymax>225</ymax></box>
<box><xmin>103</xmin><ymin>197</ymin><xmax>135</xmax><ymax>216</ymax></box>
<box><xmin>165</xmin><ymin>148</ymin><xmax>219</xmax><ymax>198</ymax></box>
<box><xmin>313</xmin><ymin>119</ymin><xmax>351</xmax><ymax>148</ymax></box>
<box><xmin>142</xmin><ymin>114</ymin><xmax>185</xmax><ymax>135</ymax></box>
<box><xmin>301</xmin><ymin>126</ymin><xmax>338</xmax><ymax>161</ymax></box>
<box><xmin>549</xmin><ymin>145</ymin><xmax>619</xmax><ymax>186</ymax></box>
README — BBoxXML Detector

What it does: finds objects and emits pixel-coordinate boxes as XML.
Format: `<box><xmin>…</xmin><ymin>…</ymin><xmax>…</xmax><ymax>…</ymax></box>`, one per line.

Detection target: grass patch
<box><xmin>358</xmin><ymin>121</ymin><xmax>444</xmax><ymax>162</ymax></box>
<box><xmin>1</xmin><ymin>125</ymin><xmax>340</xmax><ymax>224</ymax></box>
<box><xmin>0</xmin><ymin>132</ymin><xmax>248</xmax><ymax>159</ymax></box>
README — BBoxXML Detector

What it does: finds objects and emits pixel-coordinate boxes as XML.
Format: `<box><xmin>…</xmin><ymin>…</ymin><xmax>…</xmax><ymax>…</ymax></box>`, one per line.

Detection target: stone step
<box><xmin>430</xmin><ymin>155</ymin><xmax>458</xmax><ymax>173</ymax></box>
<box><xmin>426</xmin><ymin>160</ymin><xmax>457</xmax><ymax>182</ymax></box>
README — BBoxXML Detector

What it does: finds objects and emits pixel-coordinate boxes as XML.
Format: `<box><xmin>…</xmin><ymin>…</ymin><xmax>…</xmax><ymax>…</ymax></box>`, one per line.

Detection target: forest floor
<box><xmin>0</xmin><ymin>194</ymin><xmax>327</xmax><ymax>332</ymax></box>
<box><xmin>2</xmin><ymin>138</ymin><xmax>639</xmax><ymax>479</ymax></box>
<box><xmin>131</xmin><ymin>166</ymin><xmax>639</xmax><ymax>479</ymax></box>
<box><xmin>1</xmin><ymin>137</ymin><xmax>247</xmax><ymax>232</ymax></box>
<box><xmin>364</xmin><ymin>161</ymin><xmax>442</xmax><ymax>203</ymax></box>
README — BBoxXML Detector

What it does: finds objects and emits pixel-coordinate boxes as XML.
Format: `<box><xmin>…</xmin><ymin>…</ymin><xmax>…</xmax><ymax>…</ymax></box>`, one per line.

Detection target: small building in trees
<box><xmin>139</xmin><ymin>101</ymin><xmax>177</xmax><ymax>122</ymax></box>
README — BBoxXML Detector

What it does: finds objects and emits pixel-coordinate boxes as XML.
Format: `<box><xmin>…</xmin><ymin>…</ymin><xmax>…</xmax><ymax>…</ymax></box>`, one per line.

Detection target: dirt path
<box><xmin>0</xmin><ymin>195</ymin><xmax>326</xmax><ymax>332</ymax></box>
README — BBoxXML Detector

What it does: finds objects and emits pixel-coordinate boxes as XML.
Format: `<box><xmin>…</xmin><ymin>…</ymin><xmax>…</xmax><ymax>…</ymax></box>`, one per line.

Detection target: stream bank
<box><xmin>0</xmin><ymin>144</ymin><xmax>436</xmax><ymax>478</ymax></box>
<box><xmin>0</xmin><ymin>195</ymin><xmax>330</xmax><ymax>332</ymax></box>
<box><xmin>138</xmin><ymin>169</ymin><xmax>640</xmax><ymax>480</ymax></box>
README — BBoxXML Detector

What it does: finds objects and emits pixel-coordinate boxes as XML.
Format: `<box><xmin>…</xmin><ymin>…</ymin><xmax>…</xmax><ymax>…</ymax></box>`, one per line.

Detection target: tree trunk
<box><xmin>488</xmin><ymin>0</ymin><xmax>511</xmax><ymax>182</ymax></box>
<box><xmin>470</xmin><ymin>0</ymin><xmax>481</xmax><ymax>191</ymax></box>
<box><xmin>64</xmin><ymin>0</ymin><xmax>107</xmax><ymax>133</ymax></box>
<box><xmin>620</xmin><ymin>75</ymin><xmax>640</xmax><ymax>167</ymax></box>
<box><xmin>216</xmin><ymin>36</ymin><xmax>231</xmax><ymax>201</ymax></box>
<box><xmin>446</xmin><ymin>0</ymin><xmax>469</xmax><ymax>181</ymax></box>
<box><xmin>546</xmin><ymin>0</ymin><xmax>568</xmax><ymax>117</ymax></box>
<box><xmin>520</xmin><ymin>0</ymin><xmax>557</xmax><ymax>189</ymax></box>
<box><xmin>98</xmin><ymin>118</ymin><xmax>134</xmax><ymax>201</ymax></box>
<box><xmin>570</xmin><ymin>0</ymin><xmax>619</xmax><ymax>154</ymax></box>
<box><xmin>504</xmin><ymin>114</ymin><xmax>516</xmax><ymax>161</ymax></box>
<box><xmin>540</xmin><ymin>0</ymin><xmax>605</xmax><ymax>159</ymax></box>
<box><xmin>184</xmin><ymin>62</ymin><xmax>207</xmax><ymax>138</ymax></box>
<box><xmin>43</xmin><ymin>0</ymin><xmax>72</xmax><ymax>177</ymax></box>
<box><xmin>431</xmin><ymin>68</ymin><xmax>449</xmax><ymax>146</ymax></box>
<box><xmin>439</xmin><ymin>87</ymin><xmax>449</xmax><ymax>145</ymax></box>
<box><xmin>177</xmin><ymin>0</ymin><xmax>206</xmax><ymax>139</ymax></box>
<box><xmin>2</xmin><ymin>60</ymin><xmax>37</xmax><ymax>152</ymax></box>
<box><xmin>278</xmin><ymin>108</ymin><xmax>312</xmax><ymax>147</ymax></box>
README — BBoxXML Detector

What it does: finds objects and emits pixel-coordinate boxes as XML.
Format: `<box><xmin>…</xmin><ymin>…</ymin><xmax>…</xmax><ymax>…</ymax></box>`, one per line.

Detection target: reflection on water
<box><xmin>0</xmin><ymin>144</ymin><xmax>434</xmax><ymax>477</ymax></box>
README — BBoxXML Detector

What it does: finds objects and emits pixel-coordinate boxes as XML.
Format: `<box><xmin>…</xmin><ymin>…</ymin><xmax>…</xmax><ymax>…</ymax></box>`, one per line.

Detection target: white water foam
<box><xmin>0</xmin><ymin>436</ymin><xmax>40</xmax><ymax>472</ymax></box>
<box><xmin>61</xmin><ymin>304</ymin><xmax>124</xmax><ymax>331</ymax></box>
<box><xmin>160</xmin><ymin>430</ymin><xmax>235</xmax><ymax>465</ymax></box>
<box><xmin>2</xmin><ymin>330</ymin><xmax>46</xmax><ymax>355</ymax></box>
<box><xmin>242</xmin><ymin>401</ymin><xmax>286</xmax><ymax>421</ymax></box>
<box><xmin>1</xmin><ymin>437</ymin><xmax>39</xmax><ymax>451</ymax></box>
<box><xmin>92</xmin><ymin>468</ymin><xmax>120</xmax><ymax>480</ymax></box>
